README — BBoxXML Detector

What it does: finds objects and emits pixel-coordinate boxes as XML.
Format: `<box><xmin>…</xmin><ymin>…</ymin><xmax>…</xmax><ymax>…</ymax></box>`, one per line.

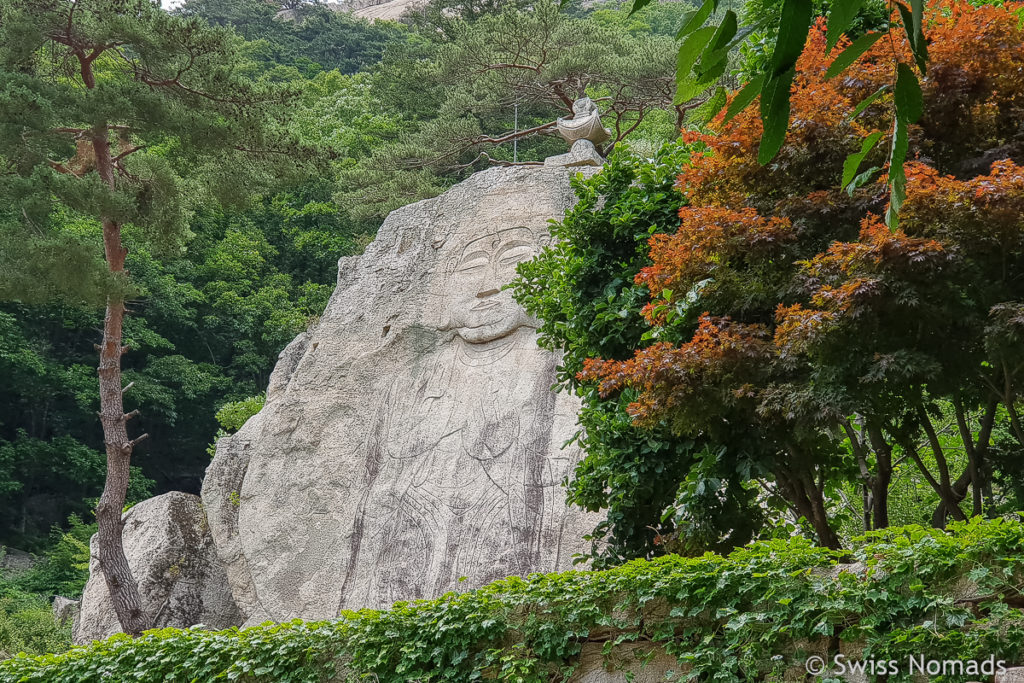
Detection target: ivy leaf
<box><xmin>758</xmin><ymin>0</ymin><xmax>812</xmax><ymax>164</ymax></box>
<box><xmin>886</xmin><ymin>63</ymin><xmax>922</xmax><ymax>228</ymax></box>
<box><xmin>968</xmin><ymin>567</ymin><xmax>991</xmax><ymax>582</ymax></box>
<box><xmin>723</xmin><ymin>74</ymin><xmax>764</xmax><ymax>125</ymax></box>
<box><xmin>842</xmin><ymin>131</ymin><xmax>884</xmax><ymax>189</ymax></box>
<box><xmin>676</xmin><ymin>0</ymin><xmax>718</xmax><ymax>39</ymax></box>
<box><xmin>847</xmin><ymin>84</ymin><xmax>889</xmax><ymax>121</ymax></box>
<box><xmin>825</xmin><ymin>0</ymin><xmax>865</xmax><ymax>53</ymax></box>
<box><xmin>824</xmin><ymin>32</ymin><xmax>883</xmax><ymax>79</ymax></box>
<box><xmin>674</xmin><ymin>26</ymin><xmax>717</xmax><ymax>105</ymax></box>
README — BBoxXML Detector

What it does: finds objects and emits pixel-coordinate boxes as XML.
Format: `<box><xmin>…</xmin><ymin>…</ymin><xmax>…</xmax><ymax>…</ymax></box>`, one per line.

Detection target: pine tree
<box><xmin>0</xmin><ymin>0</ymin><xmax>299</xmax><ymax>636</ymax></box>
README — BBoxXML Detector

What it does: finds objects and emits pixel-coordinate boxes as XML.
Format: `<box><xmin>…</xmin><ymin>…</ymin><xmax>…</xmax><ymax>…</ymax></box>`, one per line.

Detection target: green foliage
<box><xmin>338</xmin><ymin>0</ymin><xmax>684</xmax><ymax>223</ymax></box>
<box><xmin>0</xmin><ymin>430</ymin><xmax>152</xmax><ymax>549</ymax></box>
<box><xmin>207</xmin><ymin>394</ymin><xmax>266</xmax><ymax>456</ymax></box>
<box><xmin>566</xmin><ymin>1</ymin><xmax>1024</xmax><ymax>554</ymax></box>
<box><xmin>9</xmin><ymin>517</ymin><xmax>95</xmax><ymax>600</ymax></box>
<box><xmin>4</xmin><ymin>518</ymin><xmax>1024</xmax><ymax>680</ymax></box>
<box><xmin>215</xmin><ymin>394</ymin><xmax>266</xmax><ymax>433</ymax></box>
<box><xmin>0</xmin><ymin>594</ymin><xmax>70</xmax><ymax>661</ymax></box>
<box><xmin>0</xmin><ymin>0</ymin><xmax>307</xmax><ymax>300</ymax></box>
<box><xmin>683</xmin><ymin>0</ymin><xmax>929</xmax><ymax>227</ymax></box>
<box><xmin>886</xmin><ymin>61</ymin><xmax>923</xmax><ymax>227</ymax></box>
<box><xmin>737</xmin><ymin>0</ymin><xmax>888</xmax><ymax>75</ymax></box>
<box><xmin>0</xmin><ymin>0</ymin><xmax>379</xmax><ymax>550</ymax></box>
<box><xmin>0</xmin><ymin>519</ymin><xmax>92</xmax><ymax>659</ymax></box>
<box><xmin>177</xmin><ymin>0</ymin><xmax>408</xmax><ymax>77</ymax></box>
<box><xmin>513</xmin><ymin>140</ymin><xmax>762</xmax><ymax>564</ymax></box>
<box><xmin>588</xmin><ymin>0</ymin><xmax>700</xmax><ymax>36</ymax></box>
<box><xmin>0</xmin><ymin>0</ymin><xmax>694</xmax><ymax>555</ymax></box>
<box><xmin>0</xmin><ymin>183</ymin><xmax>339</xmax><ymax>545</ymax></box>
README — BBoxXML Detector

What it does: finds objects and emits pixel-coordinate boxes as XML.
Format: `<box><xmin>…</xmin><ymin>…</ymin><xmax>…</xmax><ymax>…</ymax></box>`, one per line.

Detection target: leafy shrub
<box><xmin>214</xmin><ymin>394</ymin><xmax>266</xmax><ymax>433</ymax></box>
<box><xmin>0</xmin><ymin>516</ymin><xmax>92</xmax><ymax>661</ymax></box>
<box><xmin>512</xmin><ymin>139</ymin><xmax>766</xmax><ymax>565</ymax></box>
<box><xmin>10</xmin><ymin>517</ymin><xmax>93</xmax><ymax>600</ymax></box>
<box><xmin>3</xmin><ymin>517</ymin><xmax>1024</xmax><ymax>682</ymax></box>
<box><xmin>206</xmin><ymin>393</ymin><xmax>266</xmax><ymax>456</ymax></box>
<box><xmin>0</xmin><ymin>432</ymin><xmax>152</xmax><ymax>550</ymax></box>
<box><xmin>561</xmin><ymin>0</ymin><xmax>1024</xmax><ymax>553</ymax></box>
<box><xmin>0</xmin><ymin>593</ymin><xmax>71</xmax><ymax>661</ymax></box>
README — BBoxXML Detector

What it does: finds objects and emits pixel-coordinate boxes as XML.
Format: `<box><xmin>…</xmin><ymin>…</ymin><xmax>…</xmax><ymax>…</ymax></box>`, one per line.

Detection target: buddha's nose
<box><xmin>476</xmin><ymin>288</ymin><xmax>501</xmax><ymax>298</ymax></box>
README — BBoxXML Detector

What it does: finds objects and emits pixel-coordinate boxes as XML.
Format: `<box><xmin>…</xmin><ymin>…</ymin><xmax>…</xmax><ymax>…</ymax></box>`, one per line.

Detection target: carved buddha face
<box><xmin>447</xmin><ymin>227</ymin><xmax>539</xmax><ymax>344</ymax></box>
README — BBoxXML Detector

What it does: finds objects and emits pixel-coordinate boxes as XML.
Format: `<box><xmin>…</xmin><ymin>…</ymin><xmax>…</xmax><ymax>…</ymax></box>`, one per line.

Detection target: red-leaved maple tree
<box><xmin>581</xmin><ymin>1</ymin><xmax>1024</xmax><ymax>547</ymax></box>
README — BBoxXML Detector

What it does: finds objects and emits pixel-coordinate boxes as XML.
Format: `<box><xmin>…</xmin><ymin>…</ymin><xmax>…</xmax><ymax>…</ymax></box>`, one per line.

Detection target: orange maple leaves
<box><xmin>581</xmin><ymin>315</ymin><xmax>771</xmax><ymax>427</ymax></box>
<box><xmin>637</xmin><ymin>207</ymin><xmax>793</xmax><ymax>324</ymax></box>
<box><xmin>578</xmin><ymin>0</ymin><xmax>1024</xmax><ymax>428</ymax></box>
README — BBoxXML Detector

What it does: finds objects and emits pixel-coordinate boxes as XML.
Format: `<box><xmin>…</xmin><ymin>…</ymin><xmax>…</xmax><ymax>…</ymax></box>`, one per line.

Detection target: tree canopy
<box><xmin>0</xmin><ymin>0</ymin><xmax>319</xmax><ymax>633</ymax></box>
<box><xmin>516</xmin><ymin>0</ymin><xmax>1024</xmax><ymax>560</ymax></box>
<box><xmin>336</xmin><ymin>0</ymin><xmax>690</xmax><ymax>221</ymax></box>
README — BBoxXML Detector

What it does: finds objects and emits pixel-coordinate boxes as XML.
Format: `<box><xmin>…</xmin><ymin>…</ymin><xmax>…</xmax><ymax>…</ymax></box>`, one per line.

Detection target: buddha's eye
<box><xmin>456</xmin><ymin>252</ymin><xmax>489</xmax><ymax>273</ymax></box>
<box><xmin>498</xmin><ymin>246</ymin><xmax>534</xmax><ymax>265</ymax></box>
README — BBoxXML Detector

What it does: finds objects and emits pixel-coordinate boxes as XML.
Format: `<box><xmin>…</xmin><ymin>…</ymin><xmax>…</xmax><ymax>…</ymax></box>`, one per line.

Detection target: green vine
<box><xmin>3</xmin><ymin>517</ymin><xmax>1024</xmax><ymax>682</ymax></box>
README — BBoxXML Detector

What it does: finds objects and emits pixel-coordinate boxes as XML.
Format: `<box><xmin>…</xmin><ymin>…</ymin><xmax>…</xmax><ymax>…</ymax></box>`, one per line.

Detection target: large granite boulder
<box><xmin>74</xmin><ymin>492</ymin><xmax>241</xmax><ymax>643</ymax></box>
<box><xmin>203</xmin><ymin>165</ymin><xmax>601</xmax><ymax>625</ymax></box>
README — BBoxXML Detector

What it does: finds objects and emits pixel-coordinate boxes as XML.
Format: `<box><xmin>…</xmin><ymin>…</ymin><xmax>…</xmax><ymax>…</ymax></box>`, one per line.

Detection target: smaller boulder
<box><xmin>544</xmin><ymin>139</ymin><xmax>605</xmax><ymax>168</ymax></box>
<box><xmin>51</xmin><ymin>596</ymin><xmax>79</xmax><ymax>625</ymax></box>
<box><xmin>73</xmin><ymin>492</ymin><xmax>241</xmax><ymax>644</ymax></box>
<box><xmin>0</xmin><ymin>547</ymin><xmax>38</xmax><ymax>577</ymax></box>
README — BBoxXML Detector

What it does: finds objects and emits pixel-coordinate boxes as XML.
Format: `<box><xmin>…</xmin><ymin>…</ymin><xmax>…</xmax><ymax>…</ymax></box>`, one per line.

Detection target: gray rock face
<box><xmin>73</xmin><ymin>492</ymin><xmax>240</xmax><ymax>644</ymax></box>
<box><xmin>51</xmin><ymin>597</ymin><xmax>79</xmax><ymax>626</ymax></box>
<box><xmin>203</xmin><ymin>165</ymin><xmax>601</xmax><ymax>624</ymax></box>
<box><xmin>0</xmin><ymin>547</ymin><xmax>38</xmax><ymax>576</ymax></box>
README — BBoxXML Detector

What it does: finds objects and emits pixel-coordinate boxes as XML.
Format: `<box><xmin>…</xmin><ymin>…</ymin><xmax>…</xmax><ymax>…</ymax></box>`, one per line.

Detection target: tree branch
<box><xmin>111</xmin><ymin>146</ymin><xmax>145</xmax><ymax>163</ymax></box>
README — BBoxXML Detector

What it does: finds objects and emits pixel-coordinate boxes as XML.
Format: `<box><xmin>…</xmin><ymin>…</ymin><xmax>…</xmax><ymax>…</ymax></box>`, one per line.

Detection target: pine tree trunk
<box><xmin>95</xmin><ymin>293</ymin><xmax>150</xmax><ymax>637</ymax></box>
<box><xmin>92</xmin><ymin>117</ymin><xmax>151</xmax><ymax>636</ymax></box>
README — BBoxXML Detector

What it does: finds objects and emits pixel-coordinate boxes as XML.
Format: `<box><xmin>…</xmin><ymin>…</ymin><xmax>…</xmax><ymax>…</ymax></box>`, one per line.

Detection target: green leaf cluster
<box><xmin>513</xmin><ymin>140</ymin><xmax>763</xmax><ymax>564</ymax></box>
<box><xmin>0</xmin><ymin>594</ymin><xmax>70</xmax><ymax>661</ymax></box>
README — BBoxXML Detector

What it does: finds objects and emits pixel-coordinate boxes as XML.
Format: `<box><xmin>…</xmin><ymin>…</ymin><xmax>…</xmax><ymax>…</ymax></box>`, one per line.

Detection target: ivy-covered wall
<box><xmin>3</xmin><ymin>518</ymin><xmax>1024</xmax><ymax>682</ymax></box>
